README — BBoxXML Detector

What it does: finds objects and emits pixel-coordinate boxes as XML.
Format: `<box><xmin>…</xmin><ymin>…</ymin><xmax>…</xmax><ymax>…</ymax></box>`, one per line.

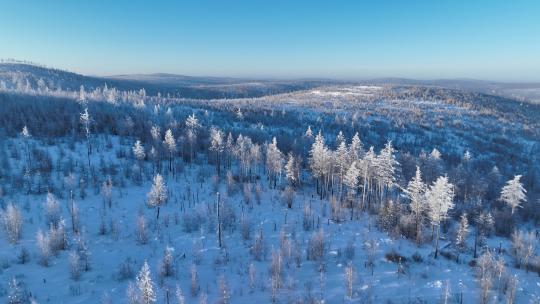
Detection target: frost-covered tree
<box><xmin>73</xmin><ymin>233</ymin><xmax>91</xmax><ymax>272</ymax></box>
<box><xmin>249</xmin><ymin>143</ymin><xmax>262</xmax><ymax>180</ymax></box>
<box><xmin>163</xmin><ymin>129</ymin><xmax>176</xmax><ymax>172</ymax></box>
<box><xmin>426</xmin><ymin>176</ymin><xmax>455</xmax><ymax>259</ymax></box>
<box><xmin>477</xmin><ymin>250</ymin><xmax>495</xmax><ymax>304</ymax></box>
<box><xmin>218</xmin><ymin>275</ymin><xmax>231</xmax><ymax>304</ymax></box>
<box><xmin>224</xmin><ymin>132</ymin><xmax>234</xmax><ymax>169</ymax></box>
<box><xmin>80</xmin><ymin>107</ymin><xmax>92</xmax><ymax>168</ymax></box>
<box><xmin>474</xmin><ymin>211</ymin><xmax>494</xmax><ymax>258</ymax></box>
<box><xmin>405</xmin><ymin>166</ymin><xmax>427</xmax><ymax>243</ymax></box>
<box><xmin>185</xmin><ymin>113</ymin><xmax>200</xmax><ymax>163</ymax></box>
<box><xmin>456</xmin><ymin>213</ymin><xmax>469</xmax><ymax>251</ymax></box>
<box><xmin>209</xmin><ymin>127</ymin><xmax>224</xmax><ymax>176</ymax></box>
<box><xmin>364</xmin><ymin>238</ymin><xmax>378</xmax><ymax>276</ymax></box>
<box><xmin>422</xmin><ymin>148</ymin><xmax>443</xmax><ymax>184</ymax></box>
<box><xmin>510</xmin><ymin>230</ymin><xmax>536</xmax><ymax>271</ymax></box>
<box><xmin>344</xmin><ymin>262</ymin><xmax>355</xmax><ymax>299</ymax></box>
<box><xmin>101</xmin><ymin>177</ymin><xmax>113</xmax><ymax>209</ymax></box>
<box><xmin>304</xmin><ymin>125</ymin><xmax>313</xmax><ymax>139</ymax></box>
<box><xmin>45</xmin><ymin>192</ymin><xmax>61</xmax><ymax>227</ymax></box>
<box><xmin>78</xmin><ymin>85</ymin><xmax>86</xmax><ymax>103</ymax></box>
<box><xmin>309</xmin><ymin>131</ymin><xmax>330</xmax><ymax>197</ymax></box>
<box><xmin>266</xmin><ymin>137</ymin><xmax>284</xmax><ymax>188</ymax></box>
<box><xmin>190</xmin><ymin>264</ymin><xmax>200</xmax><ymax>296</ymax></box>
<box><xmin>234</xmin><ymin>134</ymin><xmax>254</xmax><ymax>179</ymax></box>
<box><xmin>175</xmin><ymin>285</ymin><xmax>185</xmax><ymax>304</ymax></box>
<box><xmin>126</xmin><ymin>282</ymin><xmax>138</xmax><ymax>304</ymax></box>
<box><xmin>336</xmin><ymin>130</ymin><xmax>345</xmax><ymax>146</ymax></box>
<box><xmin>284</xmin><ymin>153</ymin><xmax>300</xmax><ymax>188</ymax></box>
<box><xmin>133</xmin><ymin>140</ymin><xmax>146</xmax><ymax>180</ymax></box>
<box><xmin>463</xmin><ymin>150</ymin><xmax>472</xmax><ymax>163</ymax></box>
<box><xmin>151</xmin><ymin>125</ymin><xmax>161</xmax><ymax>143</ymax></box>
<box><xmin>133</xmin><ymin>140</ymin><xmax>146</xmax><ymax>161</ymax></box>
<box><xmin>159</xmin><ymin>246</ymin><xmax>175</xmax><ymax>279</ymax></box>
<box><xmin>69</xmin><ymin>250</ymin><xmax>82</xmax><ymax>280</ymax></box>
<box><xmin>21</xmin><ymin>125</ymin><xmax>30</xmax><ymax>138</ymax></box>
<box><xmin>374</xmin><ymin>141</ymin><xmax>398</xmax><ymax>203</ymax></box>
<box><xmin>1</xmin><ymin>203</ymin><xmax>23</xmax><ymax>244</ymax></box>
<box><xmin>348</xmin><ymin>132</ymin><xmax>363</xmax><ymax>163</ymax></box>
<box><xmin>344</xmin><ymin>161</ymin><xmax>359</xmax><ymax>220</ymax></box>
<box><xmin>136</xmin><ymin>215</ymin><xmax>148</xmax><ymax>245</ymax></box>
<box><xmin>36</xmin><ymin>229</ymin><xmax>51</xmax><ymax>266</ymax></box>
<box><xmin>500</xmin><ymin>175</ymin><xmax>527</xmax><ymax>214</ymax></box>
<box><xmin>147</xmin><ymin>174</ymin><xmax>167</xmax><ymax>220</ymax></box>
<box><xmin>8</xmin><ymin>278</ymin><xmax>28</xmax><ymax>304</ymax></box>
<box><xmin>334</xmin><ymin>140</ymin><xmax>349</xmax><ymax>197</ymax></box>
<box><xmin>430</xmin><ymin>148</ymin><xmax>441</xmax><ymax>160</ymax></box>
<box><xmin>20</xmin><ymin>125</ymin><xmax>31</xmax><ymax>168</ymax></box>
<box><xmin>137</xmin><ymin>261</ymin><xmax>156</xmax><ymax>304</ymax></box>
<box><xmin>269</xmin><ymin>248</ymin><xmax>283</xmax><ymax>295</ymax></box>
<box><xmin>359</xmin><ymin>147</ymin><xmax>376</xmax><ymax>210</ymax></box>
<box><xmin>106</xmin><ymin>86</ymin><xmax>117</xmax><ymax>104</ymax></box>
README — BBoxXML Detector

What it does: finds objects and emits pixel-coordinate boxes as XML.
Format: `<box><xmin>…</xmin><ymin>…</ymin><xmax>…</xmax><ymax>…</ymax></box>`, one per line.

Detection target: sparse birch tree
<box><xmin>426</xmin><ymin>176</ymin><xmax>455</xmax><ymax>259</ymax></box>
<box><xmin>80</xmin><ymin>107</ymin><xmax>92</xmax><ymax>168</ymax></box>
<box><xmin>405</xmin><ymin>166</ymin><xmax>427</xmax><ymax>244</ymax></box>
<box><xmin>185</xmin><ymin>113</ymin><xmax>200</xmax><ymax>163</ymax></box>
<box><xmin>209</xmin><ymin>127</ymin><xmax>224</xmax><ymax>176</ymax></box>
<box><xmin>164</xmin><ymin>129</ymin><xmax>176</xmax><ymax>173</ymax></box>
<box><xmin>266</xmin><ymin>137</ymin><xmax>284</xmax><ymax>189</ymax></box>
<box><xmin>133</xmin><ymin>140</ymin><xmax>146</xmax><ymax>179</ymax></box>
<box><xmin>343</xmin><ymin>161</ymin><xmax>359</xmax><ymax>220</ymax></box>
<box><xmin>147</xmin><ymin>174</ymin><xmax>167</xmax><ymax>220</ymax></box>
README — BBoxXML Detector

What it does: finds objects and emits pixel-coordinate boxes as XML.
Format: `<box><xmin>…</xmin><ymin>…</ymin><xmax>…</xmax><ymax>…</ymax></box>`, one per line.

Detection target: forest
<box><xmin>0</xmin><ymin>63</ymin><xmax>539</xmax><ymax>303</ymax></box>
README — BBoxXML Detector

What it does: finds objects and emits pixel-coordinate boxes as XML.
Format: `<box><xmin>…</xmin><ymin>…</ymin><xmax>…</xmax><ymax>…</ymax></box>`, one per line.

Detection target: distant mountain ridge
<box><xmin>0</xmin><ymin>62</ymin><xmax>331</xmax><ymax>99</ymax></box>
<box><xmin>2</xmin><ymin>61</ymin><xmax>540</xmax><ymax>102</ymax></box>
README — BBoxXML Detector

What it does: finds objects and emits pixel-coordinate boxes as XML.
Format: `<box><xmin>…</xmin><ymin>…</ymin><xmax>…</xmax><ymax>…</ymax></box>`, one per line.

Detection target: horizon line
<box><xmin>2</xmin><ymin>58</ymin><xmax>540</xmax><ymax>84</ymax></box>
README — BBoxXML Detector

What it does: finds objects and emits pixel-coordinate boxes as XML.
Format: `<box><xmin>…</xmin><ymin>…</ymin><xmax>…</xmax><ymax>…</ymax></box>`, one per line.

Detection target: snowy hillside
<box><xmin>0</xmin><ymin>61</ymin><xmax>329</xmax><ymax>99</ymax></box>
<box><xmin>0</xmin><ymin>65</ymin><xmax>539</xmax><ymax>304</ymax></box>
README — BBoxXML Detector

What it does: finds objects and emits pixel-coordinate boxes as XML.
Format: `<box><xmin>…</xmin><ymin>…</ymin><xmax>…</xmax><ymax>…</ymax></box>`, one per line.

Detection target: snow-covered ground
<box><xmin>0</xmin><ymin>137</ymin><xmax>539</xmax><ymax>303</ymax></box>
<box><xmin>310</xmin><ymin>86</ymin><xmax>383</xmax><ymax>98</ymax></box>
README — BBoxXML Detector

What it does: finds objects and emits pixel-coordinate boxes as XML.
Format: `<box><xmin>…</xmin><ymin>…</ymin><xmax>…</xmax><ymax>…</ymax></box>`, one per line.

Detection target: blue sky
<box><xmin>1</xmin><ymin>0</ymin><xmax>539</xmax><ymax>81</ymax></box>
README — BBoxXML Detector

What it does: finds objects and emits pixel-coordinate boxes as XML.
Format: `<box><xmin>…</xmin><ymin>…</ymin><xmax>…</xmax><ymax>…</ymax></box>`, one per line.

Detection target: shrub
<box><xmin>344</xmin><ymin>240</ymin><xmax>355</xmax><ymax>261</ymax></box>
<box><xmin>115</xmin><ymin>258</ymin><xmax>135</xmax><ymax>281</ymax></box>
<box><xmin>385</xmin><ymin>250</ymin><xmax>407</xmax><ymax>264</ymax></box>
<box><xmin>307</xmin><ymin>230</ymin><xmax>326</xmax><ymax>261</ymax></box>
<box><xmin>411</xmin><ymin>252</ymin><xmax>423</xmax><ymax>263</ymax></box>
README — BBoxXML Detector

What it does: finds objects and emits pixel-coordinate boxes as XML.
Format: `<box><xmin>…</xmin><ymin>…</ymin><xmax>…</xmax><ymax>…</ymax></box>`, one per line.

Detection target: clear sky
<box><xmin>1</xmin><ymin>0</ymin><xmax>539</xmax><ymax>81</ymax></box>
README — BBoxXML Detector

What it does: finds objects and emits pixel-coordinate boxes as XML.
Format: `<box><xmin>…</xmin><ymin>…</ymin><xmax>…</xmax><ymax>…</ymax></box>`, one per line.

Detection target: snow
<box><xmin>0</xmin><ymin>137</ymin><xmax>538</xmax><ymax>303</ymax></box>
<box><xmin>0</xmin><ymin>78</ymin><xmax>539</xmax><ymax>303</ymax></box>
<box><xmin>310</xmin><ymin>85</ymin><xmax>383</xmax><ymax>98</ymax></box>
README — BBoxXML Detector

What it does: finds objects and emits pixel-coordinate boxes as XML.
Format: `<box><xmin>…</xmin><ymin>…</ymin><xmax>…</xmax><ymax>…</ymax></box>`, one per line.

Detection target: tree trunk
<box><xmin>434</xmin><ymin>225</ymin><xmax>440</xmax><ymax>259</ymax></box>
<box><xmin>415</xmin><ymin>215</ymin><xmax>420</xmax><ymax>245</ymax></box>
<box><xmin>473</xmin><ymin>232</ymin><xmax>478</xmax><ymax>258</ymax></box>
<box><xmin>70</xmin><ymin>190</ymin><xmax>77</xmax><ymax>234</ymax></box>
<box><xmin>216</xmin><ymin>152</ymin><xmax>221</xmax><ymax>176</ymax></box>
<box><xmin>217</xmin><ymin>193</ymin><xmax>222</xmax><ymax>248</ymax></box>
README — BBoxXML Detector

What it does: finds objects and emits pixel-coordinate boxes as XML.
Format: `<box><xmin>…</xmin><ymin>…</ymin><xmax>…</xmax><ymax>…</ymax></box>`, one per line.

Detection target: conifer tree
<box><xmin>426</xmin><ymin>176</ymin><xmax>455</xmax><ymax>259</ymax></box>
<box><xmin>500</xmin><ymin>175</ymin><xmax>527</xmax><ymax>214</ymax></box>
<box><xmin>137</xmin><ymin>261</ymin><xmax>156</xmax><ymax>304</ymax></box>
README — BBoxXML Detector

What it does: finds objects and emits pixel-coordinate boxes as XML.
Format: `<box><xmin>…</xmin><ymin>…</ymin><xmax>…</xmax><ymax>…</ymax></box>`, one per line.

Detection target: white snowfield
<box><xmin>310</xmin><ymin>86</ymin><xmax>383</xmax><ymax>97</ymax></box>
